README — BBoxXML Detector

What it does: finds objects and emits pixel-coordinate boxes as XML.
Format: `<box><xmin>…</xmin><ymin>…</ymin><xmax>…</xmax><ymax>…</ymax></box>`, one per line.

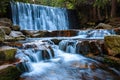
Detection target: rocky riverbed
<box><xmin>0</xmin><ymin>18</ymin><xmax>120</xmax><ymax>80</ymax></box>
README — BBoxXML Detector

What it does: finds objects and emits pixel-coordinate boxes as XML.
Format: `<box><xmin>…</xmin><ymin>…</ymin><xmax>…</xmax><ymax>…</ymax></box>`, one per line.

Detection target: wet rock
<box><xmin>9</xmin><ymin>31</ymin><xmax>26</xmax><ymax>40</ymax></box>
<box><xmin>89</xmin><ymin>41</ymin><xmax>102</xmax><ymax>55</ymax></box>
<box><xmin>3</xmin><ymin>42</ymin><xmax>23</xmax><ymax>48</ymax></box>
<box><xmin>76</xmin><ymin>40</ymin><xmax>105</xmax><ymax>56</ymax></box>
<box><xmin>76</xmin><ymin>41</ymin><xmax>91</xmax><ymax>55</ymax></box>
<box><xmin>41</xmin><ymin>50</ymin><xmax>51</xmax><ymax>60</ymax></box>
<box><xmin>48</xmin><ymin>46</ymin><xmax>54</xmax><ymax>57</ymax></box>
<box><xmin>16</xmin><ymin>62</ymin><xmax>33</xmax><ymax>73</ymax></box>
<box><xmin>104</xmin><ymin>35</ymin><xmax>120</xmax><ymax>56</ymax></box>
<box><xmin>0</xmin><ymin>65</ymin><xmax>21</xmax><ymax>80</ymax></box>
<box><xmin>21</xmin><ymin>30</ymin><xmax>48</xmax><ymax>37</ymax></box>
<box><xmin>32</xmin><ymin>31</ymin><xmax>48</xmax><ymax>37</ymax></box>
<box><xmin>11</xmin><ymin>25</ymin><xmax>20</xmax><ymax>31</ymax></box>
<box><xmin>88</xmin><ymin>63</ymin><xmax>97</xmax><ymax>70</ymax></box>
<box><xmin>0</xmin><ymin>28</ymin><xmax>5</xmax><ymax>42</ymax></box>
<box><xmin>21</xmin><ymin>30</ymin><xmax>78</xmax><ymax>37</ymax></box>
<box><xmin>0</xmin><ymin>26</ymin><xmax>11</xmax><ymax>35</ymax></box>
<box><xmin>114</xmin><ymin>27</ymin><xmax>120</xmax><ymax>35</ymax></box>
<box><xmin>95</xmin><ymin>23</ymin><xmax>113</xmax><ymax>29</ymax></box>
<box><xmin>5</xmin><ymin>35</ymin><xmax>15</xmax><ymax>41</ymax></box>
<box><xmin>51</xmin><ymin>39</ymin><xmax>61</xmax><ymax>45</ymax></box>
<box><xmin>24</xmin><ymin>44</ymin><xmax>37</xmax><ymax>49</ymax></box>
<box><xmin>104</xmin><ymin>56</ymin><xmax>120</xmax><ymax>70</ymax></box>
<box><xmin>52</xmin><ymin>30</ymin><xmax>78</xmax><ymax>37</ymax></box>
<box><xmin>0</xmin><ymin>46</ymin><xmax>17</xmax><ymax>62</ymax></box>
<box><xmin>21</xmin><ymin>30</ymin><xmax>33</xmax><ymax>37</ymax></box>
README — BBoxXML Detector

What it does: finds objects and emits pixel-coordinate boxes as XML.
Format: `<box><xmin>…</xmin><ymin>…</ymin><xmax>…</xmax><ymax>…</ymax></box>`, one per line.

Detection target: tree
<box><xmin>111</xmin><ymin>0</ymin><xmax>117</xmax><ymax>18</ymax></box>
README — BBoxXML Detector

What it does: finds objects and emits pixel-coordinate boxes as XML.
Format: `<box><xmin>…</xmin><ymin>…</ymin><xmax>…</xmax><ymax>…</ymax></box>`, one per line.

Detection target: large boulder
<box><xmin>0</xmin><ymin>28</ymin><xmax>5</xmax><ymax>42</ymax></box>
<box><xmin>104</xmin><ymin>35</ymin><xmax>120</xmax><ymax>57</ymax></box>
<box><xmin>76</xmin><ymin>40</ymin><xmax>105</xmax><ymax>56</ymax></box>
<box><xmin>76</xmin><ymin>41</ymin><xmax>91</xmax><ymax>55</ymax></box>
<box><xmin>95</xmin><ymin>23</ymin><xmax>113</xmax><ymax>29</ymax></box>
<box><xmin>0</xmin><ymin>46</ymin><xmax>17</xmax><ymax>62</ymax></box>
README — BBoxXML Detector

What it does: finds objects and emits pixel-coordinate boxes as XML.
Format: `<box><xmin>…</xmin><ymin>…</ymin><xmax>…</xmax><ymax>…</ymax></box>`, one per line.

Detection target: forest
<box><xmin>0</xmin><ymin>0</ymin><xmax>120</xmax><ymax>23</ymax></box>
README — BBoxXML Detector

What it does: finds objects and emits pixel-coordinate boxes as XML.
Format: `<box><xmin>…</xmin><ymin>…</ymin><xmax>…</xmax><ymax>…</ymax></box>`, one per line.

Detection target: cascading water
<box><xmin>16</xmin><ymin>39</ymin><xmax>120</xmax><ymax>80</ymax></box>
<box><xmin>77</xmin><ymin>29</ymin><xmax>115</xmax><ymax>39</ymax></box>
<box><xmin>10</xmin><ymin>2</ymin><xmax>69</xmax><ymax>30</ymax></box>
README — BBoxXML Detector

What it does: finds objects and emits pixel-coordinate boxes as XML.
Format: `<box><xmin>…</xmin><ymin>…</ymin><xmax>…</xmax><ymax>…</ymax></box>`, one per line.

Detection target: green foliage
<box><xmin>0</xmin><ymin>0</ymin><xmax>9</xmax><ymax>14</ymax></box>
<box><xmin>93</xmin><ymin>0</ymin><xmax>109</xmax><ymax>8</ymax></box>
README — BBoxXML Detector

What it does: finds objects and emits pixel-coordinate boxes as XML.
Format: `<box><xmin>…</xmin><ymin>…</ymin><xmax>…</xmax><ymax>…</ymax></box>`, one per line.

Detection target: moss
<box><xmin>0</xmin><ymin>51</ymin><xmax>5</xmax><ymax>60</ymax></box>
<box><xmin>104</xmin><ymin>57</ymin><xmax>120</xmax><ymax>70</ymax></box>
<box><xmin>0</xmin><ymin>47</ymin><xmax>17</xmax><ymax>61</ymax></box>
<box><xmin>0</xmin><ymin>66</ymin><xmax>21</xmax><ymax>80</ymax></box>
<box><xmin>0</xmin><ymin>28</ymin><xmax>5</xmax><ymax>42</ymax></box>
<box><xmin>104</xmin><ymin>35</ymin><xmax>120</xmax><ymax>56</ymax></box>
<box><xmin>105</xmin><ymin>35</ymin><xmax>120</xmax><ymax>48</ymax></box>
<box><xmin>4</xmin><ymin>49</ymin><xmax>16</xmax><ymax>61</ymax></box>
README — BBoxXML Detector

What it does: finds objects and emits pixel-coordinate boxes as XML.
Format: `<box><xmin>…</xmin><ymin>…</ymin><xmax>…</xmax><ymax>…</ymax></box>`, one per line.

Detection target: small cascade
<box><xmin>11</xmin><ymin>2</ymin><xmax>69</xmax><ymax>30</ymax></box>
<box><xmin>16</xmin><ymin>40</ymin><xmax>55</xmax><ymax>72</ymax></box>
<box><xmin>77</xmin><ymin>29</ymin><xmax>115</xmax><ymax>39</ymax></box>
<box><xmin>59</xmin><ymin>40</ymin><xmax>77</xmax><ymax>53</ymax></box>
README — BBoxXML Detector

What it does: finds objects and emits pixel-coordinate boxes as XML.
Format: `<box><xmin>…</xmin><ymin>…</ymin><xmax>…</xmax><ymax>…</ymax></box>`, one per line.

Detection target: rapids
<box><xmin>16</xmin><ymin>39</ymin><xmax>120</xmax><ymax>80</ymax></box>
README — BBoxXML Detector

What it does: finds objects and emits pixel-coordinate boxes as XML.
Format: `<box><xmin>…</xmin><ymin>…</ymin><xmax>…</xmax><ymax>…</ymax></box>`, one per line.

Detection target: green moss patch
<box><xmin>0</xmin><ymin>66</ymin><xmax>21</xmax><ymax>80</ymax></box>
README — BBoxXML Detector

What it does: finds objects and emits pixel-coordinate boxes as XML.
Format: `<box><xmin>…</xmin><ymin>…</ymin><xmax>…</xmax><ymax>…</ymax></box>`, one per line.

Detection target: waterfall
<box><xmin>10</xmin><ymin>2</ymin><xmax>69</xmax><ymax>30</ymax></box>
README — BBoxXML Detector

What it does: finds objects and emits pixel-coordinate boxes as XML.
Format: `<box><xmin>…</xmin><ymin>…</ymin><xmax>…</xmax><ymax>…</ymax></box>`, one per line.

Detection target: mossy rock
<box><xmin>0</xmin><ymin>28</ymin><xmax>5</xmax><ymax>42</ymax></box>
<box><xmin>0</xmin><ymin>46</ymin><xmax>17</xmax><ymax>61</ymax></box>
<box><xmin>0</xmin><ymin>66</ymin><xmax>21</xmax><ymax>80</ymax></box>
<box><xmin>0</xmin><ymin>26</ymin><xmax>11</xmax><ymax>35</ymax></box>
<box><xmin>5</xmin><ymin>35</ymin><xmax>16</xmax><ymax>42</ymax></box>
<box><xmin>104</xmin><ymin>35</ymin><xmax>120</xmax><ymax>56</ymax></box>
<box><xmin>104</xmin><ymin>56</ymin><xmax>120</xmax><ymax>70</ymax></box>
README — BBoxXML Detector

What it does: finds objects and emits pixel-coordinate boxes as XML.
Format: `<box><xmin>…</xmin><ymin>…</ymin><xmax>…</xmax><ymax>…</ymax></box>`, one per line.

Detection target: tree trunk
<box><xmin>105</xmin><ymin>6</ymin><xmax>108</xmax><ymax>19</ymax></box>
<box><xmin>97</xmin><ymin>7</ymin><xmax>102</xmax><ymax>20</ymax></box>
<box><xmin>111</xmin><ymin>0</ymin><xmax>117</xmax><ymax>18</ymax></box>
<box><xmin>93</xmin><ymin>7</ymin><xmax>97</xmax><ymax>20</ymax></box>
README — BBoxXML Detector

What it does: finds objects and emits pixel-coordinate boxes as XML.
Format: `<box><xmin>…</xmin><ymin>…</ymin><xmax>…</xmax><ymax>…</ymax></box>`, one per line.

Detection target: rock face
<box><xmin>104</xmin><ymin>35</ymin><xmax>120</xmax><ymax>56</ymax></box>
<box><xmin>0</xmin><ymin>46</ymin><xmax>17</xmax><ymax>62</ymax></box>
